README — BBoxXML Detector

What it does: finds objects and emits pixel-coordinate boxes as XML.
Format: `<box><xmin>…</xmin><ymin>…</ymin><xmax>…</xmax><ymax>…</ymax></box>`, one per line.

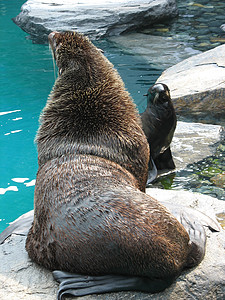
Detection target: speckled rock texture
<box><xmin>0</xmin><ymin>189</ymin><xmax>224</xmax><ymax>300</ymax></box>
<box><xmin>13</xmin><ymin>0</ymin><xmax>177</xmax><ymax>43</ymax></box>
<box><xmin>171</xmin><ymin>121</ymin><xmax>222</xmax><ymax>170</ymax></box>
<box><xmin>156</xmin><ymin>44</ymin><xmax>225</xmax><ymax>124</ymax></box>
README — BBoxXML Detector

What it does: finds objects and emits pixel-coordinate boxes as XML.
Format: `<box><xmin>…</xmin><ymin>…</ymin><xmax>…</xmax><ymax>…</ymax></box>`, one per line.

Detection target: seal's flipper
<box><xmin>53</xmin><ymin>271</ymin><xmax>174</xmax><ymax>299</ymax></box>
<box><xmin>159</xmin><ymin>201</ymin><xmax>221</xmax><ymax>267</ymax></box>
<box><xmin>146</xmin><ymin>148</ymin><xmax>176</xmax><ymax>185</ymax></box>
<box><xmin>180</xmin><ymin>212</ymin><xmax>206</xmax><ymax>267</ymax></box>
<box><xmin>0</xmin><ymin>210</ymin><xmax>33</xmax><ymax>244</ymax></box>
<box><xmin>185</xmin><ymin>207</ymin><xmax>220</xmax><ymax>232</ymax></box>
<box><xmin>160</xmin><ymin>201</ymin><xmax>221</xmax><ymax>233</ymax></box>
<box><xmin>146</xmin><ymin>157</ymin><xmax>157</xmax><ymax>184</ymax></box>
<box><xmin>154</xmin><ymin>147</ymin><xmax>175</xmax><ymax>170</ymax></box>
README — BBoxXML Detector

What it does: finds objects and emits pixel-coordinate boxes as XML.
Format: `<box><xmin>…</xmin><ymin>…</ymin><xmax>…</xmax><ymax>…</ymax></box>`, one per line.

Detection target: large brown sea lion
<box><xmin>2</xmin><ymin>31</ymin><xmax>219</xmax><ymax>299</ymax></box>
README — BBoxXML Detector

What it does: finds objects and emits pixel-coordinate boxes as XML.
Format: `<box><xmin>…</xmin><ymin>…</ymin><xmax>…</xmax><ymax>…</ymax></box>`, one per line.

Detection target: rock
<box><xmin>0</xmin><ymin>189</ymin><xmax>224</xmax><ymax>299</ymax></box>
<box><xmin>0</xmin><ymin>235</ymin><xmax>58</xmax><ymax>300</ymax></box>
<box><xmin>156</xmin><ymin>44</ymin><xmax>225</xmax><ymax>124</ymax></box>
<box><xmin>211</xmin><ymin>172</ymin><xmax>225</xmax><ymax>189</ymax></box>
<box><xmin>13</xmin><ymin>0</ymin><xmax>178</xmax><ymax>43</ymax></box>
<box><xmin>171</xmin><ymin>121</ymin><xmax>222</xmax><ymax>170</ymax></box>
<box><xmin>216</xmin><ymin>213</ymin><xmax>225</xmax><ymax>229</ymax></box>
<box><xmin>153</xmin><ymin>126</ymin><xmax>225</xmax><ymax>201</ymax></box>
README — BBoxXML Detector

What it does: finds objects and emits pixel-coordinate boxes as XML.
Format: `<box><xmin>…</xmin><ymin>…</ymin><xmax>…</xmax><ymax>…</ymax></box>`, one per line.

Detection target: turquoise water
<box><xmin>0</xmin><ymin>1</ymin><xmax>162</xmax><ymax>232</ymax></box>
<box><xmin>0</xmin><ymin>0</ymin><xmax>54</xmax><ymax>232</ymax></box>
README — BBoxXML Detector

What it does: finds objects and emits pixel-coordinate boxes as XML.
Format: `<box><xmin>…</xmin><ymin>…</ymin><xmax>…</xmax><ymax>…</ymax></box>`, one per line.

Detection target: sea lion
<box><xmin>11</xmin><ymin>31</ymin><xmax>216</xmax><ymax>299</ymax></box>
<box><xmin>141</xmin><ymin>83</ymin><xmax>177</xmax><ymax>184</ymax></box>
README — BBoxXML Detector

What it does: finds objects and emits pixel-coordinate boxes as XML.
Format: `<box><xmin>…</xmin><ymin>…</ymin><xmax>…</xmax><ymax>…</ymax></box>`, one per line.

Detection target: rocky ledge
<box><xmin>13</xmin><ymin>0</ymin><xmax>177</xmax><ymax>43</ymax></box>
<box><xmin>170</xmin><ymin>121</ymin><xmax>222</xmax><ymax>170</ymax></box>
<box><xmin>156</xmin><ymin>44</ymin><xmax>225</xmax><ymax>124</ymax></box>
<box><xmin>0</xmin><ymin>189</ymin><xmax>224</xmax><ymax>299</ymax></box>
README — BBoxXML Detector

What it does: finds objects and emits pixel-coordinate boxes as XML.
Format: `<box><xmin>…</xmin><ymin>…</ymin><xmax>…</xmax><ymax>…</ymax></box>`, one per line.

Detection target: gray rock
<box><xmin>13</xmin><ymin>0</ymin><xmax>177</xmax><ymax>43</ymax></box>
<box><xmin>156</xmin><ymin>44</ymin><xmax>225</xmax><ymax>124</ymax></box>
<box><xmin>0</xmin><ymin>234</ymin><xmax>58</xmax><ymax>300</ymax></box>
<box><xmin>0</xmin><ymin>189</ymin><xmax>224</xmax><ymax>299</ymax></box>
<box><xmin>171</xmin><ymin>121</ymin><xmax>222</xmax><ymax>170</ymax></box>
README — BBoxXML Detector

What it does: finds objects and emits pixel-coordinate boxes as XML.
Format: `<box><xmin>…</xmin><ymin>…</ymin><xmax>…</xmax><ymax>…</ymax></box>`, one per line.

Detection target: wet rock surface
<box><xmin>13</xmin><ymin>0</ymin><xmax>177</xmax><ymax>43</ymax></box>
<box><xmin>152</xmin><ymin>122</ymin><xmax>225</xmax><ymax>201</ymax></box>
<box><xmin>0</xmin><ymin>190</ymin><xmax>224</xmax><ymax>300</ymax></box>
<box><xmin>171</xmin><ymin>122</ymin><xmax>222</xmax><ymax>170</ymax></box>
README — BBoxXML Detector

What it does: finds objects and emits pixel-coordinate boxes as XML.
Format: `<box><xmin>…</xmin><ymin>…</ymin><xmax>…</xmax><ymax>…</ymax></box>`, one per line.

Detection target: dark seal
<box><xmin>141</xmin><ymin>83</ymin><xmax>177</xmax><ymax>184</ymax></box>
<box><xmin>22</xmin><ymin>31</ymin><xmax>213</xmax><ymax>299</ymax></box>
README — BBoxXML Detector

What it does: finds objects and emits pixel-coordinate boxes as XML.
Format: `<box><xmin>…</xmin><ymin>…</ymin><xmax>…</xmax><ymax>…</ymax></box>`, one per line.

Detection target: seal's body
<box><xmin>141</xmin><ymin>83</ymin><xmax>177</xmax><ymax>184</ymax></box>
<box><xmin>25</xmin><ymin>31</ymin><xmax>207</xmax><ymax>298</ymax></box>
<box><xmin>27</xmin><ymin>154</ymin><xmax>190</xmax><ymax>276</ymax></box>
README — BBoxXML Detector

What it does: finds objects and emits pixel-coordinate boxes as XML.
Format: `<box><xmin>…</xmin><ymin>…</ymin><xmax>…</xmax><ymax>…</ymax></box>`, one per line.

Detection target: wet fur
<box><xmin>26</xmin><ymin>32</ymin><xmax>205</xmax><ymax>295</ymax></box>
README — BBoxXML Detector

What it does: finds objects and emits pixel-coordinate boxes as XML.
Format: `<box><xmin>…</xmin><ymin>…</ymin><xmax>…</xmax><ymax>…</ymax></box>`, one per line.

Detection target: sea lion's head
<box><xmin>48</xmin><ymin>31</ymin><xmax>104</xmax><ymax>80</ymax></box>
<box><xmin>145</xmin><ymin>83</ymin><xmax>171</xmax><ymax>105</ymax></box>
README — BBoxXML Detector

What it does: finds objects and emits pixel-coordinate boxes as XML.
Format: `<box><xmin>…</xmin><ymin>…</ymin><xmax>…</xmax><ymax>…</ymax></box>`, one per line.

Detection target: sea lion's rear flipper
<box><xmin>154</xmin><ymin>147</ymin><xmax>175</xmax><ymax>170</ymax></box>
<box><xmin>146</xmin><ymin>157</ymin><xmax>157</xmax><ymax>184</ymax></box>
<box><xmin>161</xmin><ymin>201</ymin><xmax>220</xmax><ymax>267</ymax></box>
<box><xmin>0</xmin><ymin>210</ymin><xmax>33</xmax><ymax>244</ymax></box>
<box><xmin>160</xmin><ymin>201</ymin><xmax>221</xmax><ymax>233</ymax></box>
<box><xmin>53</xmin><ymin>271</ymin><xmax>174</xmax><ymax>299</ymax></box>
<box><xmin>180</xmin><ymin>212</ymin><xmax>206</xmax><ymax>267</ymax></box>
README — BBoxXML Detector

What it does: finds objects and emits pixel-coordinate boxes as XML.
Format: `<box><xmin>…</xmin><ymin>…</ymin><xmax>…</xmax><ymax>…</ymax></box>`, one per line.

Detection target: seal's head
<box><xmin>145</xmin><ymin>83</ymin><xmax>171</xmax><ymax>105</ymax></box>
<box><xmin>48</xmin><ymin>31</ymin><xmax>103</xmax><ymax>78</ymax></box>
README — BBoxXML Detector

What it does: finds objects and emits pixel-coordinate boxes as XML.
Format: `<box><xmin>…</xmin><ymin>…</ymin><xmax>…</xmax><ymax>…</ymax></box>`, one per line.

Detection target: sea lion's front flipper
<box><xmin>154</xmin><ymin>147</ymin><xmax>175</xmax><ymax>170</ymax></box>
<box><xmin>0</xmin><ymin>210</ymin><xmax>33</xmax><ymax>244</ymax></box>
<box><xmin>146</xmin><ymin>147</ymin><xmax>176</xmax><ymax>185</ymax></box>
<box><xmin>146</xmin><ymin>157</ymin><xmax>157</xmax><ymax>184</ymax></box>
<box><xmin>53</xmin><ymin>271</ymin><xmax>174</xmax><ymax>299</ymax></box>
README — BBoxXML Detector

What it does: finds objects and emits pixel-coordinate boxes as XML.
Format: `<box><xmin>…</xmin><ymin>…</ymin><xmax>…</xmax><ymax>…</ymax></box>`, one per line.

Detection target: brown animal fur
<box><xmin>26</xmin><ymin>32</ymin><xmax>201</xmax><ymax>290</ymax></box>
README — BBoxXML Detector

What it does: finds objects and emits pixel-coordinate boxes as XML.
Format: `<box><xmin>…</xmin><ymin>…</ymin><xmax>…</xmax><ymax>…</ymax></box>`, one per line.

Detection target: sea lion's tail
<box><xmin>53</xmin><ymin>271</ymin><xmax>174</xmax><ymax>299</ymax></box>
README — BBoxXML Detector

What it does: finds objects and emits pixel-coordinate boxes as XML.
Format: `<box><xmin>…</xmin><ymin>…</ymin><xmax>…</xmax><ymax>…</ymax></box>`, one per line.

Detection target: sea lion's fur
<box><xmin>25</xmin><ymin>31</ymin><xmax>207</xmax><ymax>297</ymax></box>
<box><xmin>36</xmin><ymin>32</ymin><xmax>148</xmax><ymax>192</ymax></box>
